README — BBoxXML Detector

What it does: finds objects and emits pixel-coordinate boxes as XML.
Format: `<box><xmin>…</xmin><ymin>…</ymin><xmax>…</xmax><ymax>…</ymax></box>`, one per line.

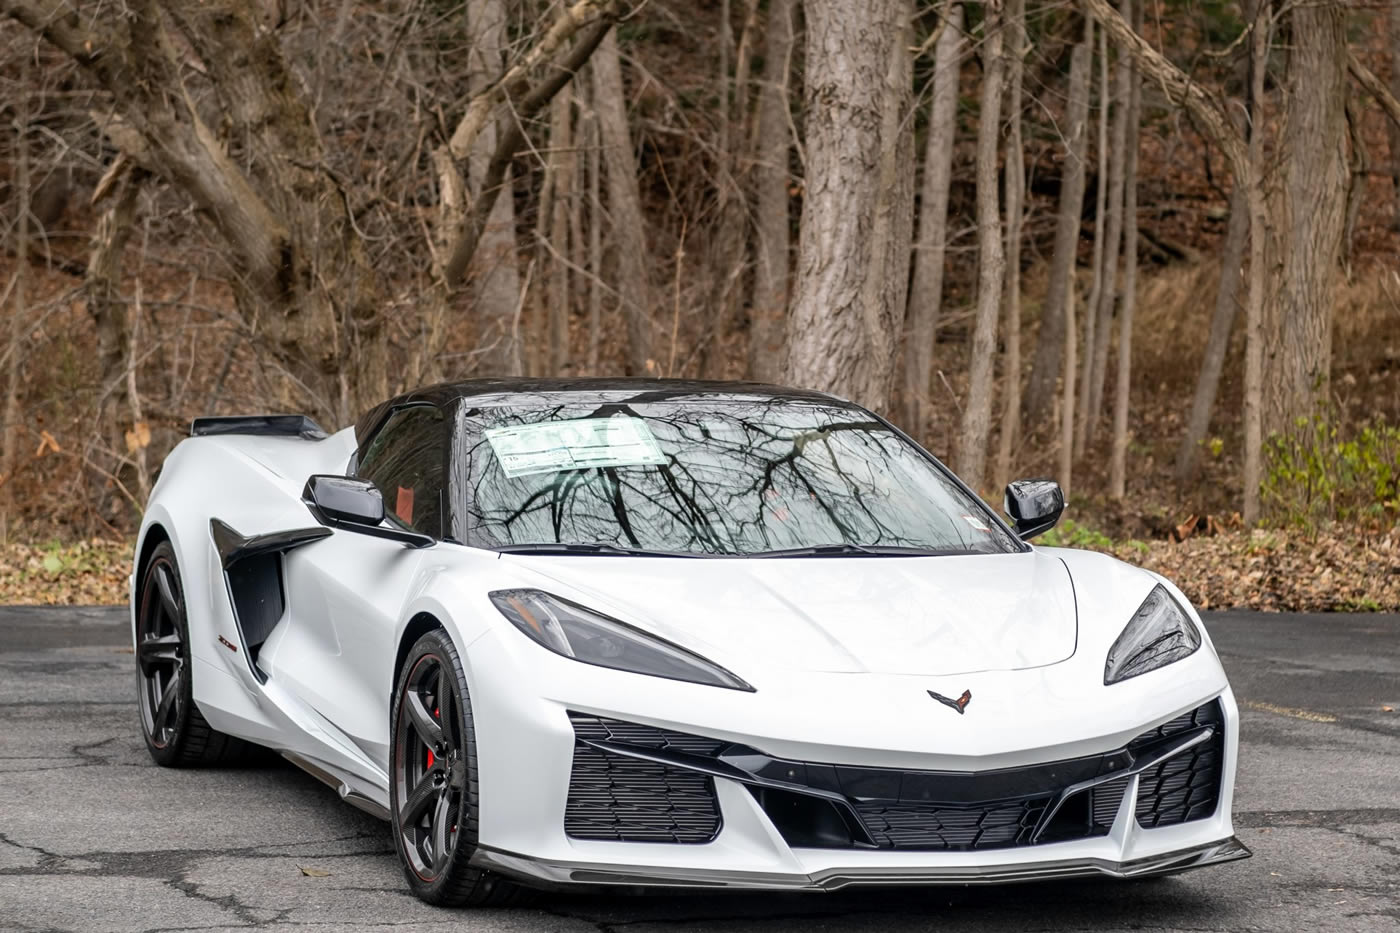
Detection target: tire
<box><xmin>390</xmin><ymin>627</ymin><xmax>523</xmax><ymax>907</ymax></box>
<box><xmin>135</xmin><ymin>540</ymin><xmax>250</xmax><ymax>767</ymax></box>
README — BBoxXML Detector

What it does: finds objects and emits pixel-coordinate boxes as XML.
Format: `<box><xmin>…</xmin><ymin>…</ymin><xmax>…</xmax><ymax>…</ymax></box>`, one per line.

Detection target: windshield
<box><xmin>449</xmin><ymin>396</ymin><xmax>1021</xmax><ymax>556</ymax></box>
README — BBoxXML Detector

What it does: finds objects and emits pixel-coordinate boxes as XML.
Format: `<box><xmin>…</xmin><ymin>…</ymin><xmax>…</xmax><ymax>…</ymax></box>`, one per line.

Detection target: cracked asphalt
<box><xmin>0</xmin><ymin>606</ymin><xmax>1396</xmax><ymax>933</ymax></box>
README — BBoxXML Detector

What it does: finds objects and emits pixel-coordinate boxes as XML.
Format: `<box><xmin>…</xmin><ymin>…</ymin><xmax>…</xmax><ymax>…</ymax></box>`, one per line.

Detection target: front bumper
<box><xmin>471</xmin><ymin>835</ymin><xmax>1252</xmax><ymax>890</ymax></box>
<box><xmin>461</xmin><ymin>624</ymin><xmax>1246</xmax><ymax>892</ymax></box>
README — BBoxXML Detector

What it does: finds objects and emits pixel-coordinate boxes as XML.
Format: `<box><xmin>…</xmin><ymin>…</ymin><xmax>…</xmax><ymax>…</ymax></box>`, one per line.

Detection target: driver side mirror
<box><xmin>303</xmin><ymin>475</ymin><xmax>433</xmax><ymax>548</ymax></box>
<box><xmin>1004</xmin><ymin>479</ymin><xmax>1064</xmax><ymax>541</ymax></box>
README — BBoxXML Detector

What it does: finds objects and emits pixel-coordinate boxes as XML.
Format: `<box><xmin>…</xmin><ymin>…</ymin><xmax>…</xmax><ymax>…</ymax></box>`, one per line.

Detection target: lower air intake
<box><xmin>565</xmin><ymin>713</ymin><xmax>723</xmax><ymax>844</ymax></box>
<box><xmin>1132</xmin><ymin>699</ymin><xmax>1225</xmax><ymax>828</ymax></box>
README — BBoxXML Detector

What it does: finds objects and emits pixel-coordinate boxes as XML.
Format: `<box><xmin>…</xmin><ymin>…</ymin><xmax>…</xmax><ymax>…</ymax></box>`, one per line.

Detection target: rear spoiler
<box><xmin>190</xmin><ymin>414</ymin><xmax>328</xmax><ymax>440</ymax></box>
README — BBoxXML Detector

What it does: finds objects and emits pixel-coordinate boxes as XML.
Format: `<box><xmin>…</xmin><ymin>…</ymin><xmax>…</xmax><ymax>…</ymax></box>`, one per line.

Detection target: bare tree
<box><xmin>1243</xmin><ymin>1</ymin><xmax>1271</xmax><ymax>524</ymax></box>
<box><xmin>748</xmin><ymin>0</ymin><xmax>796</xmax><ymax>383</ymax></box>
<box><xmin>547</xmin><ymin>90</ymin><xmax>575</xmax><ymax>375</ymax></box>
<box><xmin>1022</xmin><ymin>18</ymin><xmax>1093</xmax><ymax>433</ymax></box>
<box><xmin>462</xmin><ymin>0</ymin><xmax>524</xmax><ymax>377</ymax></box>
<box><xmin>903</xmin><ymin>2</ymin><xmax>964</xmax><ymax>434</ymax></box>
<box><xmin>955</xmin><ymin>0</ymin><xmax>1005</xmax><ymax>492</ymax></box>
<box><xmin>1108</xmin><ymin>9</ymin><xmax>1140</xmax><ymax>501</ymax></box>
<box><xmin>995</xmin><ymin>0</ymin><xmax>1026</xmax><ymax>486</ymax></box>
<box><xmin>1086</xmin><ymin>0</ymin><xmax>1132</xmax><ymax>446</ymax></box>
<box><xmin>592</xmin><ymin>30</ymin><xmax>654</xmax><ymax>375</ymax></box>
<box><xmin>4</xmin><ymin>0</ymin><xmax>622</xmax><ymax>423</ymax></box>
<box><xmin>1075</xmin><ymin>26</ymin><xmax>1109</xmax><ymax>459</ymax></box>
<box><xmin>1391</xmin><ymin>0</ymin><xmax>1400</xmax><ymax>227</ymax></box>
<box><xmin>785</xmin><ymin>0</ymin><xmax>914</xmax><ymax>410</ymax></box>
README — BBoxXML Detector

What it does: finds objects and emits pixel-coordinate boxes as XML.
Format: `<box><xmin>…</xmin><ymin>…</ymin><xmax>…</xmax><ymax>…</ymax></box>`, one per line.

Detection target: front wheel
<box><xmin>390</xmin><ymin>628</ymin><xmax>522</xmax><ymax>906</ymax></box>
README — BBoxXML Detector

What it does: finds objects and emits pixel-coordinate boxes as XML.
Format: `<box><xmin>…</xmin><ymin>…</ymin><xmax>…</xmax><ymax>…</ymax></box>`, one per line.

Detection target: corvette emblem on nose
<box><xmin>928</xmin><ymin>689</ymin><xmax>972</xmax><ymax>715</ymax></box>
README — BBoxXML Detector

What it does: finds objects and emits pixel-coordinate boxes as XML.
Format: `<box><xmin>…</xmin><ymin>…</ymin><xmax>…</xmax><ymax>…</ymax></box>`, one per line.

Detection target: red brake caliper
<box><xmin>426</xmin><ymin>706</ymin><xmax>439</xmax><ymax>768</ymax></box>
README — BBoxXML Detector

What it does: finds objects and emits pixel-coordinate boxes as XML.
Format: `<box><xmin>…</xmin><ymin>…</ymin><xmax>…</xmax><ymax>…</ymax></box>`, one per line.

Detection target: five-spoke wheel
<box><xmin>135</xmin><ymin>540</ymin><xmax>246</xmax><ymax>767</ymax></box>
<box><xmin>390</xmin><ymin>628</ymin><xmax>520</xmax><ymax>906</ymax></box>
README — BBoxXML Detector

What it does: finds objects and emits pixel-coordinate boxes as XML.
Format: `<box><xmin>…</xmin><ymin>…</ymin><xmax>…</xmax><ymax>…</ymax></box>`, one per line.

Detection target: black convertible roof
<box><xmin>354</xmin><ymin>378</ymin><xmax>850</xmax><ymax>447</ymax></box>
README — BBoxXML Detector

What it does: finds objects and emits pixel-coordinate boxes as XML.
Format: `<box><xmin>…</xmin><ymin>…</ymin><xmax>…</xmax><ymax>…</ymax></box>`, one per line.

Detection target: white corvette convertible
<box><xmin>131</xmin><ymin>379</ymin><xmax>1248</xmax><ymax>905</ymax></box>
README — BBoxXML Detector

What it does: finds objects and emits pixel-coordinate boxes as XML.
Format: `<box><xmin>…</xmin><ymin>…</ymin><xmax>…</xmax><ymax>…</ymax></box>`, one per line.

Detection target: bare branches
<box><xmin>1080</xmin><ymin>0</ymin><xmax>1246</xmax><ymax>182</ymax></box>
<box><xmin>1348</xmin><ymin>52</ymin><xmax>1400</xmax><ymax>130</ymax></box>
<box><xmin>441</xmin><ymin>12</ymin><xmax>619</xmax><ymax>286</ymax></box>
<box><xmin>447</xmin><ymin>0</ymin><xmax>622</xmax><ymax>162</ymax></box>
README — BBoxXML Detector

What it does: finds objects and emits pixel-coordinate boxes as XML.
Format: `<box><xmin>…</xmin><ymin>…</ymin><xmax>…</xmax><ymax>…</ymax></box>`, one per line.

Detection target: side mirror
<box><xmin>303</xmin><ymin>475</ymin><xmax>433</xmax><ymax>548</ymax></box>
<box><xmin>1004</xmin><ymin>479</ymin><xmax>1064</xmax><ymax>541</ymax></box>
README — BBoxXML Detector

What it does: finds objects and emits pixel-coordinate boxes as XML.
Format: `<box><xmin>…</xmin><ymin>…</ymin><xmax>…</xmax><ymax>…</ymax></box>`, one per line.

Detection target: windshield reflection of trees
<box><xmin>450</xmin><ymin>394</ymin><xmax>1015</xmax><ymax>555</ymax></box>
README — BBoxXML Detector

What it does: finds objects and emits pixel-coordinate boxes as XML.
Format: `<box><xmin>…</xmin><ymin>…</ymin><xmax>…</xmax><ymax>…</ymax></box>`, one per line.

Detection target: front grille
<box><xmin>1132</xmin><ymin>699</ymin><xmax>1225</xmax><ymax>828</ymax></box>
<box><xmin>855</xmin><ymin>797</ymin><xmax>1051</xmax><ymax>850</ymax></box>
<box><xmin>564</xmin><ymin>714</ymin><xmax>723</xmax><ymax>843</ymax></box>
<box><xmin>561</xmin><ymin>701</ymin><xmax>1225</xmax><ymax>849</ymax></box>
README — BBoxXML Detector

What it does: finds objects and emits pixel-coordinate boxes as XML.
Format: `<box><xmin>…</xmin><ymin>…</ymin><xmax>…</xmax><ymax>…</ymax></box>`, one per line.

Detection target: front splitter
<box><xmin>470</xmin><ymin>835</ymin><xmax>1252</xmax><ymax>892</ymax></box>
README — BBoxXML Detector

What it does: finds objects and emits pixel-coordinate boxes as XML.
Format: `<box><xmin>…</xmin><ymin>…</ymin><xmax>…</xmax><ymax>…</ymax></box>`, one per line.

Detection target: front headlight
<box><xmin>489</xmin><ymin>589</ymin><xmax>753</xmax><ymax>691</ymax></box>
<box><xmin>1104</xmin><ymin>584</ymin><xmax>1202</xmax><ymax>684</ymax></box>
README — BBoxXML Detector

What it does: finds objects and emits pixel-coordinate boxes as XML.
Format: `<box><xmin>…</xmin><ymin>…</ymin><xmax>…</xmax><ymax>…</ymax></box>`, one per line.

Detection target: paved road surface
<box><xmin>0</xmin><ymin>607</ymin><xmax>1396</xmax><ymax>932</ymax></box>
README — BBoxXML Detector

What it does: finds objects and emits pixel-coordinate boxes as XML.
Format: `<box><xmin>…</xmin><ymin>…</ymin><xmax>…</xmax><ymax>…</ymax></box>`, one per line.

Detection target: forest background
<box><xmin>1</xmin><ymin>0</ymin><xmax>1398</xmax><ymax>610</ymax></box>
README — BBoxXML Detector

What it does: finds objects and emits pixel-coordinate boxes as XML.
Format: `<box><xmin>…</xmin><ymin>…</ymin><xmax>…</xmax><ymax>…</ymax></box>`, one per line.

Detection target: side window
<box><xmin>356</xmin><ymin>406</ymin><xmax>446</xmax><ymax>536</ymax></box>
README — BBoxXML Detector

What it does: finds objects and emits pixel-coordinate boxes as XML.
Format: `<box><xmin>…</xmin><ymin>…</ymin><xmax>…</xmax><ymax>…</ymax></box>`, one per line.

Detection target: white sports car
<box><xmin>131</xmin><ymin>379</ymin><xmax>1248</xmax><ymax>905</ymax></box>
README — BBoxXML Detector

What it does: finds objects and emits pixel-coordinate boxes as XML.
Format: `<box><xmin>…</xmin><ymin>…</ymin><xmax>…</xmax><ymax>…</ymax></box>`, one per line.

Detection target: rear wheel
<box><xmin>136</xmin><ymin>541</ymin><xmax>249</xmax><ymax>767</ymax></box>
<box><xmin>390</xmin><ymin>628</ymin><xmax>522</xmax><ymax>906</ymax></box>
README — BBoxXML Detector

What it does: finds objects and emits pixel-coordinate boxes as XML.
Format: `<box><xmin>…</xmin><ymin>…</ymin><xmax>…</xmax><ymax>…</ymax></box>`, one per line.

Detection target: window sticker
<box><xmin>961</xmin><ymin>514</ymin><xmax>991</xmax><ymax>532</ymax></box>
<box><xmin>485</xmin><ymin>416</ymin><xmax>667</xmax><ymax>478</ymax></box>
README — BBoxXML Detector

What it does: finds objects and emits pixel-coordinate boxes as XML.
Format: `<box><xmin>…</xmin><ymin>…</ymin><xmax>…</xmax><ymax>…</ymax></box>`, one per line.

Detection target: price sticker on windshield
<box><xmin>485</xmin><ymin>417</ymin><xmax>667</xmax><ymax>478</ymax></box>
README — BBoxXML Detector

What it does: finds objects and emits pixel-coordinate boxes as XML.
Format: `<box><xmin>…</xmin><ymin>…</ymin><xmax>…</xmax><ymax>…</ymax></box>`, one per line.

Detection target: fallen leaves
<box><xmin>0</xmin><ymin>539</ymin><xmax>132</xmax><ymax>605</ymax></box>
<box><xmin>1098</xmin><ymin>526</ymin><xmax>1400</xmax><ymax>612</ymax></box>
<box><xmin>298</xmin><ymin>866</ymin><xmax>332</xmax><ymax>878</ymax></box>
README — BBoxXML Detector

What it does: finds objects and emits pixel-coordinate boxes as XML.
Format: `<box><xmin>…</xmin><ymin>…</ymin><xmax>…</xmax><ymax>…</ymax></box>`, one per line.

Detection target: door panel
<box><xmin>267</xmin><ymin>531</ymin><xmax>423</xmax><ymax>768</ymax></box>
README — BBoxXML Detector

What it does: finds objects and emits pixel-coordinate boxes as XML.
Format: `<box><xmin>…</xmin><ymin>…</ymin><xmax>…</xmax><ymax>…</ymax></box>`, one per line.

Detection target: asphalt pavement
<box><xmin>0</xmin><ymin>606</ymin><xmax>1396</xmax><ymax>933</ymax></box>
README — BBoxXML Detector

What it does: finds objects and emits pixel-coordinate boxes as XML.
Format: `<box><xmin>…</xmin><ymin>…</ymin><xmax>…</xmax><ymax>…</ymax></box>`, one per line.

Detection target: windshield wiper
<box><xmin>494</xmin><ymin>542</ymin><xmax>699</xmax><ymax>558</ymax></box>
<box><xmin>747</xmin><ymin>544</ymin><xmax>957</xmax><ymax>558</ymax></box>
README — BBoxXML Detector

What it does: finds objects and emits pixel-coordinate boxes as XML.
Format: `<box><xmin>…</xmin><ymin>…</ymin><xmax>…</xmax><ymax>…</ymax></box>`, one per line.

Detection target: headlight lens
<box><xmin>489</xmin><ymin>589</ymin><xmax>753</xmax><ymax>691</ymax></box>
<box><xmin>1104</xmin><ymin>584</ymin><xmax>1202</xmax><ymax>684</ymax></box>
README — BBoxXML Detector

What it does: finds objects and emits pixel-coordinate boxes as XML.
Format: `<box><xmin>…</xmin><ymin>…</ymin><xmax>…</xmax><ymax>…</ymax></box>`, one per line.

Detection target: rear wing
<box><xmin>190</xmin><ymin>414</ymin><xmax>328</xmax><ymax>440</ymax></box>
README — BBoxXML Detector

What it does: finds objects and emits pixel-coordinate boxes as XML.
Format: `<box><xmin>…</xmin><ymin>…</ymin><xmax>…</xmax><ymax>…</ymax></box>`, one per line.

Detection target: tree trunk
<box><xmin>592</xmin><ymin>30</ymin><xmax>654</xmax><ymax>375</ymax></box>
<box><xmin>903</xmin><ymin>2</ymin><xmax>964</xmax><ymax>434</ymax></box>
<box><xmin>995</xmin><ymin>0</ymin><xmax>1026</xmax><ymax>486</ymax></box>
<box><xmin>1076</xmin><ymin>26</ymin><xmax>1109</xmax><ymax>459</ymax></box>
<box><xmin>1086</xmin><ymin>0</ymin><xmax>1132</xmax><ymax>446</ymax></box>
<box><xmin>1109</xmin><ymin>15</ymin><xmax>1140</xmax><ymax>501</ymax></box>
<box><xmin>748</xmin><ymin>0</ymin><xmax>795</xmax><ymax>383</ymax></box>
<box><xmin>585</xmin><ymin>101</ymin><xmax>604</xmax><ymax>373</ymax></box>
<box><xmin>464</xmin><ymin>0</ymin><xmax>524</xmax><ymax>377</ymax></box>
<box><xmin>1174</xmin><ymin>181</ymin><xmax>1248</xmax><ymax>480</ymax></box>
<box><xmin>547</xmin><ymin>90</ymin><xmax>574</xmax><ymax>375</ymax></box>
<box><xmin>86</xmin><ymin>165</ymin><xmax>145</xmax><ymax>463</ymax></box>
<box><xmin>2</xmin><ymin>56</ymin><xmax>30</xmax><ymax>538</ymax></box>
<box><xmin>1022</xmin><ymin>17</ymin><xmax>1093</xmax><ymax>433</ymax></box>
<box><xmin>1262</xmin><ymin>3</ymin><xmax>1348</xmax><ymax>441</ymax></box>
<box><xmin>785</xmin><ymin>0</ymin><xmax>914</xmax><ymax>411</ymax></box>
<box><xmin>1243</xmin><ymin>3</ymin><xmax>1270</xmax><ymax>524</ymax></box>
<box><xmin>956</xmin><ymin>0</ymin><xmax>1005</xmax><ymax>493</ymax></box>
<box><xmin>1060</xmin><ymin>271</ymin><xmax>1077</xmax><ymax>498</ymax></box>
<box><xmin>1390</xmin><ymin>0</ymin><xmax>1400</xmax><ymax>228</ymax></box>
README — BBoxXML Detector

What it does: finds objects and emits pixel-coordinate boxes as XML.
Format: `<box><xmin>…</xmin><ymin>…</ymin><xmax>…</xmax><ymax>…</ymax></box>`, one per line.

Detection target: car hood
<box><xmin>500</xmin><ymin>549</ymin><xmax>1078</xmax><ymax>677</ymax></box>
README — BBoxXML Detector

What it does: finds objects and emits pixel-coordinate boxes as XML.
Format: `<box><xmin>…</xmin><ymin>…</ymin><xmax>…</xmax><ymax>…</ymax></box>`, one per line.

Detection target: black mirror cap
<box><xmin>303</xmin><ymin>474</ymin><xmax>385</xmax><ymax>526</ymax></box>
<box><xmin>1004</xmin><ymin>479</ymin><xmax>1065</xmax><ymax>541</ymax></box>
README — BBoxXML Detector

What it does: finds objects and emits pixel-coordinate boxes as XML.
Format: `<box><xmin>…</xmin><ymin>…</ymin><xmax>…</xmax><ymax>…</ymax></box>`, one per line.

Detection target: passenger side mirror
<box><xmin>303</xmin><ymin>475</ymin><xmax>433</xmax><ymax>548</ymax></box>
<box><xmin>1004</xmin><ymin>479</ymin><xmax>1064</xmax><ymax>541</ymax></box>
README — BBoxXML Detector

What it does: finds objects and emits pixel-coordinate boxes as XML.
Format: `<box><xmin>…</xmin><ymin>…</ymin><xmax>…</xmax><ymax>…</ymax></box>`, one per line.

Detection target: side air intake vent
<box><xmin>1132</xmin><ymin>699</ymin><xmax>1225</xmax><ymax>828</ymax></box>
<box><xmin>565</xmin><ymin>714</ymin><xmax>723</xmax><ymax>844</ymax></box>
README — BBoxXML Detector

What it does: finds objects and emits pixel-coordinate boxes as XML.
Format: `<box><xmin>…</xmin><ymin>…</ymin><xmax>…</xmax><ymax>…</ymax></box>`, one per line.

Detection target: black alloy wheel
<box><xmin>390</xmin><ymin>628</ymin><xmax>521</xmax><ymax>906</ymax></box>
<box><xmin>135</xmin><ymin>540</ymin><xmax>246</xmax><ymax>767</ymax></box>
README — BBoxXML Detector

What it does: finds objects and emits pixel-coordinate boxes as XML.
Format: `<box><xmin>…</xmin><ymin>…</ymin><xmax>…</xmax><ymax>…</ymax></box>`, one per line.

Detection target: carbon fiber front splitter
<box><xmin>469</xmin><ymin>835</ymin><xmax>1252</xmax><ymax>892</ymax></box>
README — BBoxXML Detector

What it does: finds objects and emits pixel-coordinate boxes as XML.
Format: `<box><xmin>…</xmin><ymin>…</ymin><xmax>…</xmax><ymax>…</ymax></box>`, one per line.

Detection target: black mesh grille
<box><xmin>1091</xmin><ymin>777</ymin><xmax>1132</xmax><ymax>830</ymax></box>
<box><xmin>565</xmin><ymin>714</ymin><xmax>723</xmax><ymax>843</ymax></box>
<box><xmin>854</xmin><ymin>797</ymin><xmax>1051</xmax><ymax>850</ymax></box>
<box><xmin>1131</xmin><ymin>699</ymin><xmax>1225</xmax><ymax>828</ymax></box>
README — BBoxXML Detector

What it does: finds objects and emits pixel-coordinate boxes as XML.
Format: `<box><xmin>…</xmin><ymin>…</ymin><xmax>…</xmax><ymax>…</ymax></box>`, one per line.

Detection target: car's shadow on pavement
<box><xmin>526</xmin><ymin>874</ymin><xmax>1227</xmax><ymax>930</ymax></box>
